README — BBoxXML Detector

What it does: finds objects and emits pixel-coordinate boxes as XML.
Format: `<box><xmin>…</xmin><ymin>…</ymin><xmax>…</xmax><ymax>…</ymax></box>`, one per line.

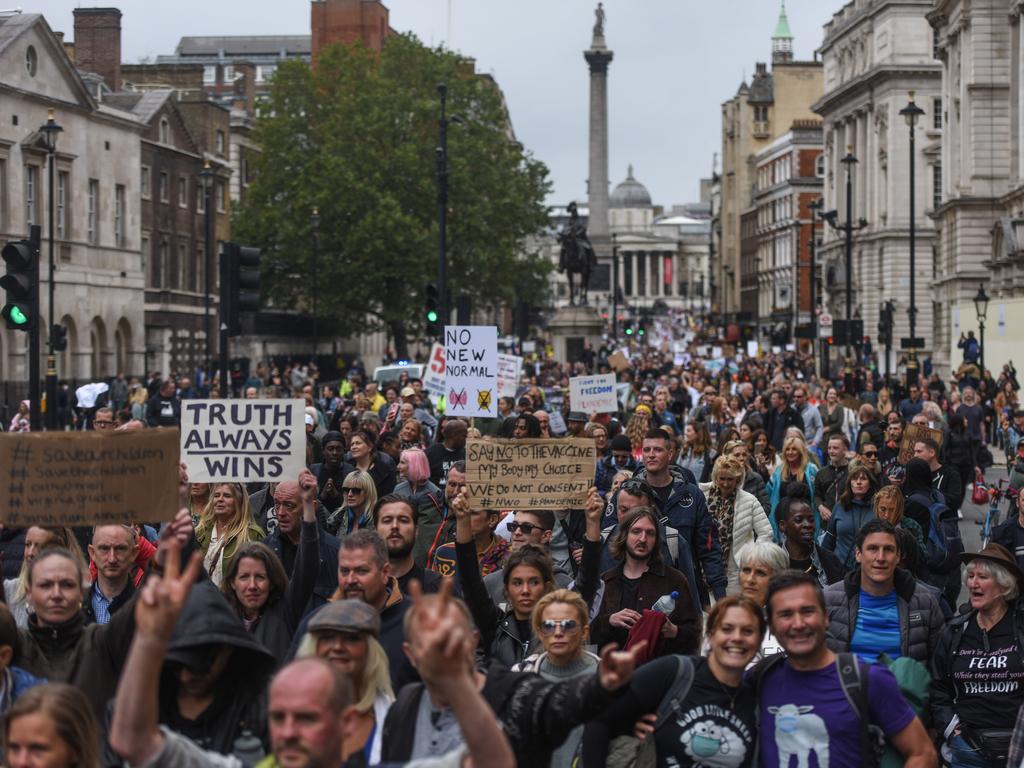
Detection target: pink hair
<box><xmin>401</xmin><ymin>448</ymin><xmax>430</xmax><ymax>484</ymax></box>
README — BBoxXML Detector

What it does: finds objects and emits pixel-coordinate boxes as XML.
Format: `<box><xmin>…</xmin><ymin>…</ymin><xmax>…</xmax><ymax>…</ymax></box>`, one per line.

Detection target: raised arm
<box><xmin>282</xmin><ymin>468</ymin><xmax>322</xmax><ymax>630</ymax></box>
<box><xmin>452</xmin><ymin>491</ymin><xmax>502</xmax><ymax>653</ymax></box>
<box><xmin>109</xmin><ymin>540</ymin><xmax>203</xmax><ymax>766</ymax></box>
<box><xmin>576</xmin><ymin>487</ymin><xmax>605</xmax><ymax>607</ymax></box>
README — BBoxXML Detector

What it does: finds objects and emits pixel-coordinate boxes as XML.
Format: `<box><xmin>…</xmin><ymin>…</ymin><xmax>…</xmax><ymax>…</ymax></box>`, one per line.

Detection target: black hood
<box><xmin>165</xmin><ymin>581</ymin><xmax>275</xmax><ymax>674</ymax></box>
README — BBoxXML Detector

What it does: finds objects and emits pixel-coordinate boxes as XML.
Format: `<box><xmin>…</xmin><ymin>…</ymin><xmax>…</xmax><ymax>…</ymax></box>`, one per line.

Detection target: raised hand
<box><xmin>598</xmin><ymin>640</ymin><xmax>646</xmax><ymax>691</ymax></box>
<box><xmin>585</xmin><ymin>486</ymin><xmax>603</xmax><ymax>524</ymax></box>
<box><xmin>452</xmin><ymin>489</ymin><xmax>472</xmax><ymax>521</ymax></box>
<box><xmin>135</xmin><ymin>540</ymin><xmax>202</xmax><ymax>642</ymax></box>
<box><xmin>298</xmin><ymin>467</ymin><xmax>318</xmax><ymax>505</ymax></box>
<box><xmin>406</xmin><ymin>578</ymin><xmax>473</xmax><ymax>683</ymax></box>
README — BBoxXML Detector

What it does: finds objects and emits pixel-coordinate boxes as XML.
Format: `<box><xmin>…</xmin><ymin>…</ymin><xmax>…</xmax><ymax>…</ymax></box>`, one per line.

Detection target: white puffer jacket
<box><xmin>698</xmin><ymin>483</ymin><xmax>774</xmax><ymax>591</ymax></box>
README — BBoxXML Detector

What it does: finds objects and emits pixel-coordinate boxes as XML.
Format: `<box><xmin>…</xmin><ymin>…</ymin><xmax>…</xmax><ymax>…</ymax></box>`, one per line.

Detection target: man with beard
<box><xmin>589</xmin><ymin>507</ymin><xmax>700</xmax><ymax>658</ymax></box>
<box><xmin>880</xmin><ymin>416</ymin><xmax>906</xmax><ymax>478</ymax></box>
<box><xmin>290</xmin><ymin>530</ymin><xmax>415</xmax><ymax>690</ymax></box>
<box><xmin>418</xmin><ymin>462</ymin><xmax>467</xmax><ymax>568</ymax></box>
<box><xmin>375</xmin><ymin>494</ymin><xmax>443</xmax><ymax>595</ymax></box>
<box><xmin>757</xmin><ymin>570</ymin><xmax>936</xmax><ymax>768</ymax></box>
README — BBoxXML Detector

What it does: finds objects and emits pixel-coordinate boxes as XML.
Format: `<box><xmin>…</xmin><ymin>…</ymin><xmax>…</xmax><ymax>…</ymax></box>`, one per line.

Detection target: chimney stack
<box><xmin>73</xmin><ymin>8</ymin><xmax>122</xmax><ymax>92</ymax></box>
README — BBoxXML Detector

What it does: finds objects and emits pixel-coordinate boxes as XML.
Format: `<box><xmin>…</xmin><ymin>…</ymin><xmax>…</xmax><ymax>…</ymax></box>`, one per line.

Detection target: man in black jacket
<box><xmin>145</xmin><ymin>379</ymin><xmax>181</xmax><ymax>427</ymax></box>
<box><xmin>913</xmin><ymin>435</ymin><xmax>963</xmax><ymax>512</ymax></box>
<box><xmin>764</xmin><ymin>388</ymin><xmax>803</xmax><ymax>451</ymax></box>
<box><xmin>375</xmin><ymin>494</ymin><xmax>443</xmax><ymax>595</ymax></box>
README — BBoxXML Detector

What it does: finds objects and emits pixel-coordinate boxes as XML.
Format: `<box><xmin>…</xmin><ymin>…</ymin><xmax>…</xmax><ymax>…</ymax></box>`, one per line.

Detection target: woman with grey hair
<box><xmin>930</xmin><ymin>543</ymin><xmax>1024</xmax><ymax>767</ymax></box>
<box><xmin>733</xmin><ymin>540</ymin><xmax>790</xmax><ymax>663</ymax></box>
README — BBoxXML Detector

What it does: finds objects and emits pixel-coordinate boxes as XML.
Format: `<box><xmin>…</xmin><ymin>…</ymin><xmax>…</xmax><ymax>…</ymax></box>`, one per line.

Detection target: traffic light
<box><xmin>624</xmin><ymin>326</ymin><xmax>634</xmax><ymax>336</ymax></box>
<box><xmin>220</xmin><ymin>243</ymin><xmax>262</xmax><ymax>337</ymax></box>
<box><xmin>51</xmin><ymin>323</ymin><xmax>68</xmax><ymax>352</ymax></box>
<box><xmin>1</xmin><ymin>234</ymin><xmax>39</xmax><ymax>332</ymax></box>
<box><xmin>425</xmin><ymin>284</ymin><xmax>441</xmax><ymax>337</ymax></box>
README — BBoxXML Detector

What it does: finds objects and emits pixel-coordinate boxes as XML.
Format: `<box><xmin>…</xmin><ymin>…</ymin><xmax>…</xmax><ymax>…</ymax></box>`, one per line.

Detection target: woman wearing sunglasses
<box><xmin>582</xmin><ymin>595</ymin><xmax>764</xmax><ymax>768</ymax></box>
<box><xmin>324</xmin><ymin>470</ymin><xmax>378</xmax><ymax>537</ymax></box>
<box><xmin>512</xmin><ymin>590</ymin><xmax>599</xmax><ymax>768</ymax></box>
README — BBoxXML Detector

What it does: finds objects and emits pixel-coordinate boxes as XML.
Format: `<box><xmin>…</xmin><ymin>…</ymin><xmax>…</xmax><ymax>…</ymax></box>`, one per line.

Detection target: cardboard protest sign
<box><xmin>180</xmin><ymin>399</ymin><xmax>305</xmax><ymax>483</ymax></box>
<box><xmin>608</xmin><ymin>350</ymin><xmax>631</xmax><ymax>372</ymax></box>
<box><xmin>570</xmin><ymin>373</ymin><xmax>618</xmax><ymax>413</ymax></box>
<box><xmin>898</xmin><ymin>423</ymin><xmax>944</xmax><ymax>466</ymax></box>
<box><xmin>445</xmin><ymin>325</ymin><xmax>497</xmax><ymax>418</ymax></box>
<box><xmin>496</xmin><ymin>354</ymin><xmax>522</xmax><ymax>398</ymax></box>
<box><xmin>0</xmin><ymin>429</ymin><xmax>179</xmax><ymax>526</ymax></box>
<box><xmin>423</xmin><ymin>342</ymin><xmax>446</xmax><ymax>396</ymax></box>
<box><xmin>465</xmin><ymin>438</ymin><xmax>595</xmax><ymax>510</ymax></box>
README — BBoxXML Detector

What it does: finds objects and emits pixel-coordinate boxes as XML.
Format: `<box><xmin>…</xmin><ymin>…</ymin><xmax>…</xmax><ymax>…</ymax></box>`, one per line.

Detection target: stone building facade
<box><xmin>0</xmin><ymin>12</ymin><xmax>145</xmax><ymax>385</ymax></box>
<box><xmin>718</xmin><ymin>7</ymin><xmax>823</xmax><ymax>333</ymax></box>
<box><xmin>928</xmin><ymin>0</ymin><xmax>1023</xmax><ymax>373</ymax></box>
<box><xmin>814</xmin><ymin>0</ymin><xmax>942</xmax><ymax>373</ymax></box>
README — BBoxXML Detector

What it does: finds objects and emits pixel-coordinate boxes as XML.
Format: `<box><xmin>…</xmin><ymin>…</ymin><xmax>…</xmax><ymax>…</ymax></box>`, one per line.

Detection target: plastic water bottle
<box><xmin>652</xmin><ymin>590</ymin><xmax>679</xmax><ymax>614</ymax></box>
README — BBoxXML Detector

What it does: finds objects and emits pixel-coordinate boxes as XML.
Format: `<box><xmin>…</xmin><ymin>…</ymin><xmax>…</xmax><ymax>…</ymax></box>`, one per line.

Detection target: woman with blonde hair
<box><xmin>324</xmin><ymin>469</ymin><xmax>378</xmax><ymax>536</ymax></box>
<box><xmin>873</xmin><ymin>484</ymin><xmax>926</xmax><ymax>573</ymax></box>
<box><xmin>513</xmin><ymin>589</ymin><xmax>600</xmax><ymax>768</ymax></box>
<box><xmin>296</xmin><ymin>600</ymin><xmax>394</xmax><ymax>763</ymax></box>
<box><xmin>196</xmin><ymin>482</ymin><xmax>264</xmax><ymax>586</ymax></box>
<box><xmin>767</xmin><ymin>435</ymin><xmax>819</xmax><ymax>537</ymax></box>
<box><xmin>877</xmin><ymin>386</ymin><xmax>894</xmax><ymax>418</ymax></box>
<box><xmin>5</xmin><ymin>683</ymin><xmax>100</xmax><ymax>768</ymax></box>
<box><xmin>625</xmin><ymin>405</ymin><xmax>652</xmax><ymax>459</ymax></box>
<box><xmin>3</xmin><ymin>527</ymin><xmax>88</xmax><ymax>627</ymax></box>
<box><xmin>700</xmin><ymin>456</ymin><xmax>774</xmax><ymax>591</ymax></box>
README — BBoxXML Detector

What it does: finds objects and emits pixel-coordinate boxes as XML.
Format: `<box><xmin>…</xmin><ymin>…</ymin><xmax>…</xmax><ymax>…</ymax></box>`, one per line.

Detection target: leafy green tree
<box><xmin>233</xmin><ymin>34</ymin><xmax>552</xmax><ymax>358</ymax></box>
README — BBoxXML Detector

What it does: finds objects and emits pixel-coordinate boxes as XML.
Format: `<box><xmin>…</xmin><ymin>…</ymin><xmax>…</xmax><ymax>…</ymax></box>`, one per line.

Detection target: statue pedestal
<box><xmin>548</xmin><ymin>305</ymin><xmax>603</xmax><ymax>363</ymax></box>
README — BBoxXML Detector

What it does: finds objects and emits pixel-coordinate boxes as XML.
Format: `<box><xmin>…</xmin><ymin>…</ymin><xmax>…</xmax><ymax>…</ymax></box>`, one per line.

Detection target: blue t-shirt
<box><xmin>850</xmin><ymin>589</ymin><xmax>902</xmax><ymax>664</ymax></box>
<box><xmin>759</xmin><ymin>660</ymin><xmax>915</xmax><ymax>768</ymax></box>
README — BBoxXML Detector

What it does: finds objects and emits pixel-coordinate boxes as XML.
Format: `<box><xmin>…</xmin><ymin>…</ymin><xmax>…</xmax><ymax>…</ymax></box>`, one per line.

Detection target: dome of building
<box><xmin>610</xmin><ymin>165</ymin><xmax>652</xmax><ymax>208</ymax></box>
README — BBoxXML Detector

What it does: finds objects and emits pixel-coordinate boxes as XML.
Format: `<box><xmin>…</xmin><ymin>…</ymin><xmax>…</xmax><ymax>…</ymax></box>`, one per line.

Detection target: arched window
<box><xmin>159</xmin><ymin>117</ymin><xmax>171</xmax><ymax>144</ymax></box>
<box><xmin>815</xmin><ymin>154</ymin><xmax>826</xmax><ymax>178</ymax></box>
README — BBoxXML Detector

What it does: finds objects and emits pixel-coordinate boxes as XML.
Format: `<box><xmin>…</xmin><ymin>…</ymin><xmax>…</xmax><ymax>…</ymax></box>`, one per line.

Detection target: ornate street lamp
<box><xmin>899</xmin><ymin>92</ymin><xmax>925</xmax><ymax>387</ymax></box>
<box><xmin>974</xmin><ymin>283</ymin><xmax>989</xmax><ymax>373</ymax></box>
<box><xmin>39</xmin><ymin>109</ymin><xmax>63</xmax><ymax>430</ymax></box>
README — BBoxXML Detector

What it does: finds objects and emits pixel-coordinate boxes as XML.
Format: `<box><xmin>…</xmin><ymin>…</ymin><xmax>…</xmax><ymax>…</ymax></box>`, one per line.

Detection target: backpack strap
<box><xmin>836</xmin><ymin>653</ymin><xmax>877</xmax><ymax>768</ymax></box>
<box><xmin>651</xmin><ymin>656</ymin><xmax>696</xmax><ymax>732</ymax></box>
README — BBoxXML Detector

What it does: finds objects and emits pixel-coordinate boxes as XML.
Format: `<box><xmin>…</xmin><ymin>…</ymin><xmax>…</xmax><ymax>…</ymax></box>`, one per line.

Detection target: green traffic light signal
<box><xmin>426</xmin><ymin>310</ymin><xmax>439</xmax><ymax>323</ymax></box>
<box><xmin>638</xmin><ymin>328</ymin><xmax>645</xmax><ymax>336</ymax></box>
<box><xmin>8</xmin><ymin>306</ymin><xmax>28</xmax><ymax>326</ymax></box>
<box><xmin>625</xmin><ymin>327</ymin><xmax>633</xmax><ymax>336</ymax></box>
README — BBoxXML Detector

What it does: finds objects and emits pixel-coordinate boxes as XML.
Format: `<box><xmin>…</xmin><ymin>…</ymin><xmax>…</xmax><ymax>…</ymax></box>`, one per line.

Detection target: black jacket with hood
<box><xmin>158</xmin><ymin>581</ymin><xmax>276</xmax><ymax>755</ymax></box>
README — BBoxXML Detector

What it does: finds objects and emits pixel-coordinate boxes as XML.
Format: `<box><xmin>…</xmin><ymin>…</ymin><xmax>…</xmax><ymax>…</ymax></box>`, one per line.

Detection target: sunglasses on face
<box><xmin>506</xmin><ymin>521</ymin><xmax>548</xmax><ymax>536</ymax></box>
<box><xmin>862</xmin><ymin>451</ymin><xmax>878</xmax><ymax>458</ymax></box>
<box><xmin>538</xmin><ymin>619</ymin><xmax>581</xmax><ymax>635</ymax></box>
<box><xmin>342</xmin><ymin>487</ymin><xmax>364</xmax><ymax>495</ymax></box>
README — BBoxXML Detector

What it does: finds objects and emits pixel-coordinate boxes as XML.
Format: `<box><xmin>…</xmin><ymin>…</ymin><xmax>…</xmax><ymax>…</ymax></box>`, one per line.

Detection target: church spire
<box><xmin>772</xmin><ymin>1</ymin><xmax>794</xmax><ymax>63</ymax></box>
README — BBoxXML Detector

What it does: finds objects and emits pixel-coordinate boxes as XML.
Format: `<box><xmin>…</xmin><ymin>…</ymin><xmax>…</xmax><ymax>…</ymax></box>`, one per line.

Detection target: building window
<box><xmin>87</xmin><ymin>179</ymin><xmax>99</xmax><ymax>244</ymax></box>
<box><xmin>197</xmin><ymin>181</ymin><xmax>206</xmax><ymax>213</ymax></box>
<box><xmin>215</xmin><ymin>130</ymin><xmax>226</xmax><ymax>155</ymax></box>
<box><xmin>159</xmin><ymin>117</ymin><xmax>170</xmax><ymax>144</ymax></box>
<box><xmin>933</xmin><ymin>98</ymin><xmax>943</xmax><ymax>130</ymax></box>
<box><xmin>202</xmin><ymin>65</ymin><xmax>216</xmax><ymax>84</ymax></box>
<box><xmin>255</xmin><ymin>64</ymin><xmax>276</xmax><ymax>83</ymax></box>
<box><xmin>25</xmin><ymin>45</ymin><xmax>37</xmax><ymax>76</ymax></box>
<box><xmin>216</xmin><ymin>181</ymin><xmax>226</xmax><ymax>213</ymax></box>
<box><xmin>141</xmin><ymin>233</ymin><xmax>150</xmax><ymax>284</ymax></box>
<box><xmin>56</xmin><ymin>171</ymin><xmax>68</xmax><ymax>239</ymax></box>
<box><xmin>178</xmin><ymin>239</ymin><xmax>188</xmax><ymax>291</ymax></box>
<box><xmin>178</xmin><ymin>176</ymin><xmax>187</xmax><ymax>208</ymax></box>
<box><xmin>156</xmin><ymin>238</ymin><xmax>168</xmax><ymax>288</ymax></box>
<box><xmin>223</xmin><ymin>65</ymin><xmax>235</xmax><ymax>82</ymax></box>
<box><xmin>933</xmin><ymin>28</ymin><xmax>941</xmax><ymax>59</ymax></box>
<box><xmin>25</xmin><ymin>164</ymin><xmax>38</xmax><ymax>228</ymax></box>
<box><xmin>159</xmin><ymin>171</ymin><xmax>169</xmax><ymax>203</ymax></box>
<box><xmin>0</xmin><ymin>160</ymin><xmax>6</xmax><ymax>232</ymax></box>
<box><xmin>141</xmin><ymin>166</ymin><xmax>151</xmax><ymax>199</ymax></box>
<box><xmin>932</xmin><ymin>162</ymin><xmax>943</xmax><ymax>209</ymax></box>
<box><xmin>114</xmin><ymin>184</ymin><xmax>125</xmax><ymax>247</ymax></box>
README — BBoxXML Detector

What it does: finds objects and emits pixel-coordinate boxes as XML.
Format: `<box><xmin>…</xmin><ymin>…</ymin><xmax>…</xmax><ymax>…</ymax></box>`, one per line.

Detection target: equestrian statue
<box><xmin>558</xmin><ymin>202</ymin><xmax>597</xmax><ymax>306</ymax></box>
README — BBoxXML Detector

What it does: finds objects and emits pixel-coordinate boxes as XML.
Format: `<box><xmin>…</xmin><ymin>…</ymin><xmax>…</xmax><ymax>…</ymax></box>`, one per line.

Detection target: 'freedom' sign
<box><xmin>181</xmin><ymin>399</ymin><xmax>306</xmax><ymax>483</ymax></box>
<box><xmin>569</xmin><ymin>373</ymin><xmax>618</xmax><ymax>413</ymax></box>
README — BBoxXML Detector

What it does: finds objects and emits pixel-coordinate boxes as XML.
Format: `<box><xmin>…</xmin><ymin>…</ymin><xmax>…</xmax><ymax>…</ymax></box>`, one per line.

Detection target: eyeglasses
<box><xmin>538</xmin><ymin>619</ymin><xmax>580</xmax><ymax>636</ymax></box>
<box><xmin>506</xmin><ymin>522</ymin><xmax>549</xmax><ymax>536</ymax></box>
<box><xmin>862</xmin><ymin>451</ymin><xmax>878</xmax><ymax>458</ymax></box>
<box><xmin>342</xmin><ymin>487</ymin><xmax>364</xmax><ymax>495</ymax></box>
<box><xmin>94</xmin><ymin>420</ymin><xmax>114</xmax><ymax>428</ymax></box>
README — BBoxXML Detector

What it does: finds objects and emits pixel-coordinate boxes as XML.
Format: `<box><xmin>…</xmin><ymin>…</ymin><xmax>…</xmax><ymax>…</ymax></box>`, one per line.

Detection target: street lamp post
<box><xmin>808</xmin><ymin>197</ymin><xmax>821</xmax><ymax>374</ymax></box>
<box><xmin>899</xmin><ymin>92</ymin><xmax>925</xmax><ymax>388</ymax></box>
<box><xmin>40</xmin><ymin>109</ymin><xmax>62</xmax><ymax>430</ymax></box>
<box><xmin>974</xmin><ymin>284</ymin><xmax>989</xmax><ymax>374</ymax></box>
<box><xmin>611</xmin><ymin>232</ymin><xmax>619</xmax><ymax>341</ymax></box>
<box><xmin>310</xmin><ymin>207</ymin><xmax>320</xmax><ymax>357</ymax></box>
<box><xmin>823</xmin><ymin>148</ymin><xmax>868</xmax><ymax>381</ymax></box>
<box><xmin>436</xmin><ymin>84</ymin><xmax>461</xmax><ymax>339</ymax></box>
<box><xmin>199</xmin><ymin>160</ymin><xmax>215</xmax><ymax>380</ymax></box>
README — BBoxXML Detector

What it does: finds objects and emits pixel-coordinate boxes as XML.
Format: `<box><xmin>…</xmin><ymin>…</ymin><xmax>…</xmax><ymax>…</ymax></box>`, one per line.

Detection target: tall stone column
<box><xmin>584</xmin><ymin>17</ymin><xmax>613</xmax><ymax>249</ymax></box>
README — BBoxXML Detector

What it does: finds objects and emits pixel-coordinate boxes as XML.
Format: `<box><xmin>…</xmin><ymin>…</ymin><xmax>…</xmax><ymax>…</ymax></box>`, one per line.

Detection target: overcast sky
<box><xmin>40</xmin><ymin>0</ymin><xmax>836</xmax><ymax>206</ymax></box>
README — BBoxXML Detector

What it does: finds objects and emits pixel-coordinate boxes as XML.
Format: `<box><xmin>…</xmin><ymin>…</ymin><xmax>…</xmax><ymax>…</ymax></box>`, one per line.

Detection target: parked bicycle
<box><xmin>979</xmin><ymin>478</ymin><xmax>1009</xmax><ymax>549</ymax></box>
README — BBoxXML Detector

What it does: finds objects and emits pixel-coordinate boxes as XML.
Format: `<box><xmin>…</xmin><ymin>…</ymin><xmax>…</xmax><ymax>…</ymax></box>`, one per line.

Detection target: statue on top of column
<box><xmin>593</xmin><ymin>3</ymin><xmax>606</xmax><ymax>38</ymax></box>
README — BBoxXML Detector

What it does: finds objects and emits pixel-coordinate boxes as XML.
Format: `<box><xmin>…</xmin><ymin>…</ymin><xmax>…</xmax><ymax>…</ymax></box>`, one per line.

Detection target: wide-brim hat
<box><xmin>961</xmin><ymin>543</ymin><xmax>1024</xmax><ymax>589</ymax></box>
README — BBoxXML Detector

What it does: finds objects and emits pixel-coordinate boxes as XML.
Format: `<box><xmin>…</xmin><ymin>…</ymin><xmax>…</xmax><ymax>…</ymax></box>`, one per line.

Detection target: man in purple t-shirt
<box><xmin>758</xmin><ymin>570</ymin><xmax>937</xmax><ymax>768</ymax></box>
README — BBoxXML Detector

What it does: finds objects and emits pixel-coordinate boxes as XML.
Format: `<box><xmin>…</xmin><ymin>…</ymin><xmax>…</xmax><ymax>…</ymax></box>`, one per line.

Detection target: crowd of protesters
<box><xmin>4</xmin><ymin>335</ymin><xmax>1024</xmax><ymax>767</ymax></box>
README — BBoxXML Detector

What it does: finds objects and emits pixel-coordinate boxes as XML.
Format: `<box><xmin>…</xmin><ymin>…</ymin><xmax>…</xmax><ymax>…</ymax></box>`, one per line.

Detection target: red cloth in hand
<box><xmin>624</xmin><ymin>609</ymin><xmax>666</xmax><ymax>665</ymax></box>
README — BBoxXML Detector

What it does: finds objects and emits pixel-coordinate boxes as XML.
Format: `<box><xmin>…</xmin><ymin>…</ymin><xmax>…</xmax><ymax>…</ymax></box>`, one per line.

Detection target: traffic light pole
<box><xmin>45</xmin><ymin>143</ymin><xmax>57</xmax><ymax>430</ymax></box>
<box><xmin>29</xmin><ymin>226</ymin><xmax>42</xmax><ymax>431</ymax></box>
<box><xmin>437</xmin><ymin>84</ymin><xmax>449</xmax><ymax>339</ymax></box>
